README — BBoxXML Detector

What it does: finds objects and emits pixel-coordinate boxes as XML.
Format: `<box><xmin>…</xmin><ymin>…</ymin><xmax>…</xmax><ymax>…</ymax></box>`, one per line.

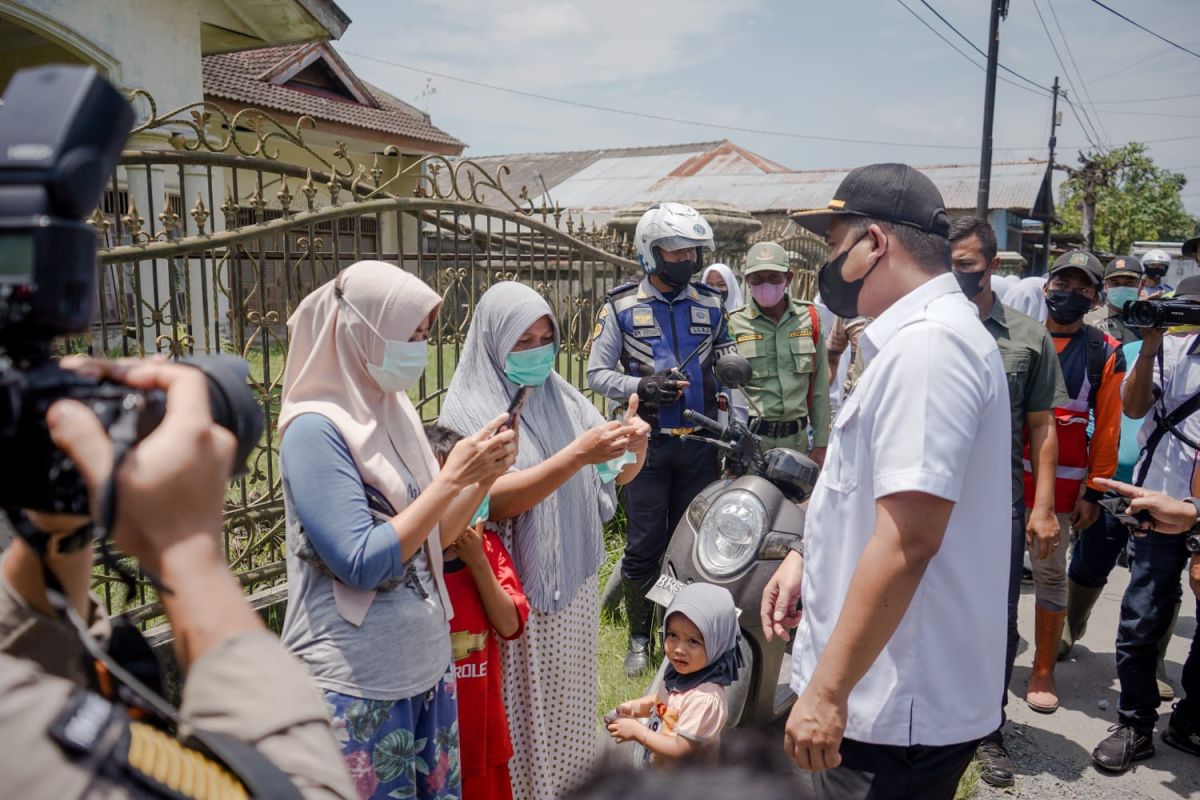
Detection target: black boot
<box><xmin>1059</xmin><ymin>578</ymin><xmax>1103</xmax><ymax>661</ymax></box>
<box><xmin>975</xmin><ymin>732</ymin><xmax>1015</xmax><ymax>788</ymax></box>
<box><xmin>1092</xmin><ymin>724</ymin><xmax>1155</xmax><ymax>773</ymax></box>
<box><xmin>622</xmin><ymin>577</ymin><xmax>655</xmax><ymax>677</ymax></box>
<box><xmin>1162</xmin><ymin>704</ymin><xmax>1200</xmax><ymax>757</ymax></box>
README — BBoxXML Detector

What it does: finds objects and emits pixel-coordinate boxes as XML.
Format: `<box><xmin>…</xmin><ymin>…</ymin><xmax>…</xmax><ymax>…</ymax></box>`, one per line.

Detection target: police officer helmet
<box><xmin>1142</xmin><ymin>249</ymin><xmax>1172</xmax><ymax>272</ymax></box>
<box><xmin>634</xmin><ymin>202</ymin><xmax>715</xmax><ymax>277</ymax></box>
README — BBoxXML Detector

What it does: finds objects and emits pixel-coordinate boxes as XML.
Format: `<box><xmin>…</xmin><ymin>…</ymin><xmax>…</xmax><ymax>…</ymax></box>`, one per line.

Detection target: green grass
<box><xmin>956</xmin><ymin>760</ymin><xmax>980</xmax><ymax>799</ymax></box>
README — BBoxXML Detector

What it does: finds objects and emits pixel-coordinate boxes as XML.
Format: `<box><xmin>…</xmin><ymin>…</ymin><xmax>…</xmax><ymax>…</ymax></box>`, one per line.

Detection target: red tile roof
<box><xmin>202</xmin><ymin>44</ymin><xmax>464</xmax><ymax>152</ymax></box>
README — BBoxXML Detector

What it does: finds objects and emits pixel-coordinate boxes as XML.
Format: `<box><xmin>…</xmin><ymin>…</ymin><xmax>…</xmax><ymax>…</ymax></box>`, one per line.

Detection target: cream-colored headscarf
<box><xmin>279</xmin><ymin>260</ymin><xmax>450</xmax><ymax>622</ymax></box>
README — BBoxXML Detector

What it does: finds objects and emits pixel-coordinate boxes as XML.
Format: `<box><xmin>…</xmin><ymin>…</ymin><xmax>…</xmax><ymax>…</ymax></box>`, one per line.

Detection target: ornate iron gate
<box><xmin>83</xmin><ymin>95</ymin><xmax>641</xmax><ymax>620</ymax></box>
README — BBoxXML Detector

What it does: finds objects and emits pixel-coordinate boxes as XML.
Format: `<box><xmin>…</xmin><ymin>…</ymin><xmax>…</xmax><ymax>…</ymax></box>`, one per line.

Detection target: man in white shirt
<box><xmin>761</xmin><ymin>163</ymin><xmax>1010</xmax><ymax>799</ymax></box>
<box><xmin>1090</xmin><ymin>275</ymin><xmax>1200</xmax><ymax>773</ymax></box>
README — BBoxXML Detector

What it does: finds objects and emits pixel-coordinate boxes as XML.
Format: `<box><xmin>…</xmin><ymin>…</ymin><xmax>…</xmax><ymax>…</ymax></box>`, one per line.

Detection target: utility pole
<box><xmin>975</xmin><ymin>0</ymin><xmax>1009</xmax><ymax>220</ymax></box>
<box><xmin>1042</xmin><ymin>76</ymin><xmax>1061</xmax><ymax>273</ymax></box>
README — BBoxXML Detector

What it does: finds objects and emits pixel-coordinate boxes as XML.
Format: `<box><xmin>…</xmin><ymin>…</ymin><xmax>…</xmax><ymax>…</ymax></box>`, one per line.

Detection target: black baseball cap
<box><xmin>1183</xmin><ymin>237</ymin><xmax>1200</xmax><ymax>259</ymax></box>
<box><xmin>790</xmin><ymin>163</ymin><xmax>950</xmax><ymax>238</ymax></box>
<box><xmin>1049</xmin><ymin>250</ymin><xmax>1104</xmax><ymax>289</ymax></box>
<box><xmin>1175</xmin><ymin>274</ymin><xmax>1200</xmax><ymax>301</ymax></box>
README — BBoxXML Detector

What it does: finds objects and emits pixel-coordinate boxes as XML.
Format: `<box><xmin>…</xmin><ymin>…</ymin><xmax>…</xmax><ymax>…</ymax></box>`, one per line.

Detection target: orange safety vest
<box><xmin>1023</xmin><ymin>326</ymin><xmax>1113</xmax><ymax>512</ymax></box>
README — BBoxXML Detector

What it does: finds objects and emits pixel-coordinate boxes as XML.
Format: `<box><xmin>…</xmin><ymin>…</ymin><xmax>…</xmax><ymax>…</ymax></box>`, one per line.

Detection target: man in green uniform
<box><xmin>1084</xmin><ymin>255</ymin><xmax>1143</xmax><ymax>345</ymax></box>
<box><xmin>949</xmin><ymin>217</ymin><xmax>1066</xmax><ymax>789</ymax></box>
<box><xmin>727</xmin><ymin>241</ymin><xmax>831</xmax><ymax>465</ymax></box>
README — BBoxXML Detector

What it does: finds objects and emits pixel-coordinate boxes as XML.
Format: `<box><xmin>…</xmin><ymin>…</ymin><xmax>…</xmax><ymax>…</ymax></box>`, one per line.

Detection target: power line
<box><xmin>893</xmin><ymin>0</ymin><xmax>1049</xmax><ymax>98</ymax></box>
<box><xmin>1092</xmin><ymin>91</ymin><xmax>1200</xmax><ymax>105</ymax></box>
<box><xmin>1086</xmin><ymin>0</ymin><xmax>1200</xmax><ymax>60</ymax></box>
<box><xmin>1031</xmin><ymin>0</ymin><xmax>1108</xmax><ymax>151</ymax></box>
<box><xmin>1088</xmin><ymin>46</ymin><xmax>1173</xmax><ymax>85</ymax></box>
<box><xmin>915</xmin><ymin>0</ymin><xmax>1052</xmax><ymax>94</ymax></box>
<box><xmin>342</xmin><ymin>50</ymin><xmax>1050</xmax><ymax>152</ymax></box>
<box><xmin>1095</xmin><ymin>108</ymin><xmax>1200</xmax><ymax>120</ymax></box>
<box><xmin>1046</xmin><ymin>0</ymin><xmax>1111</xmax><ymax>145</ymax></box>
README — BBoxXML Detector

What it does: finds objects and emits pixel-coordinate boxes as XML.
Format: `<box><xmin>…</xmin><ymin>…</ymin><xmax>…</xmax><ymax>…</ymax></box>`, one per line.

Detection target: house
<box><xmin>451</xmin><ymin>139</ymin><xmax>1055</xmax><ymax>271</ymax></box>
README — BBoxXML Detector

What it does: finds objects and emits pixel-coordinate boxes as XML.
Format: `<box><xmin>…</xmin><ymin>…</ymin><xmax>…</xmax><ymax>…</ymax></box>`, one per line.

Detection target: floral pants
<box><xmin>325</xmin><ymin>668</ymin><xmax>462</xmax><ymax>800</ymax></box>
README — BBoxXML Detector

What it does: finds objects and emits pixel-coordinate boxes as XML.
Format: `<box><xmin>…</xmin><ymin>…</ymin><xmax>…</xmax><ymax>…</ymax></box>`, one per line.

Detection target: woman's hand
<box><xmin>442</xmin><ymin>414</ymin><xmax>518</xmax><ymax>489</ymax></box>
<box><xmin>572</xmin><ymin>420</ymin><xmax>634</xmax><ymax>466</ymax></box>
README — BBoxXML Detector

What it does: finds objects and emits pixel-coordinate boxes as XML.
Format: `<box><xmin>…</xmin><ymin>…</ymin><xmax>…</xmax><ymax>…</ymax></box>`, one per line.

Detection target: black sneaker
<box><xmin>1092</xmin><ymin>724</ymin><xmax>1155</xmax><ymax>773</ymax></box>
<box><xmin>1162</xmin><ymin>705</ymin><xmax>1200</xmax><ymax>757</ymax></box>
<box><xmin>976</xmin><ymin>735</ymin><xmax>1015</xmax><ymax>788</ymax></box>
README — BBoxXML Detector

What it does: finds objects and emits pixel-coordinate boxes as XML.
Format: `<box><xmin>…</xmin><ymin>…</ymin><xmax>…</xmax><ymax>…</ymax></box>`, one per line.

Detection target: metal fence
<box><xmin>80</xmin><ymin>93</ymin><xmax>823</xmax><ymax>621</ymax></box>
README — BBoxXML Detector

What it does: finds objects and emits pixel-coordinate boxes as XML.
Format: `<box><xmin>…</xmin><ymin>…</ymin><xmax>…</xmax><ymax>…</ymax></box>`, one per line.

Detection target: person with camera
<box><xmin>277</xmin><ymin>261</ymin><xmax>520</xmax><ymax>800</ymax></box>
<box><xmin>1020</xmin><ymin>251</ymin><xmax>1125</xmax><ymax>715</ymax></box>
<box><xmin>1087</xmin><ymin>476</ymin><xmax>1200</xmax><ymax>767</ymax></box>
<box><xmin>0</xmin><ymin>357</ymin><xmax>356</xmax><ymax>798</ymax></box>
<box><xmin>1090</xmin><ymin>275</ymin><xmax>1200</xmax><ymax>772</ymax></box>
<box><xmin>586</xmin><ymin>202</ymin><xmax>740</xmax><ymax>678</ymax></box>
<box><xmin>1085</xmin><ymin>255</ymin><xmax>1144</xmax><ymax>345</ymax></box>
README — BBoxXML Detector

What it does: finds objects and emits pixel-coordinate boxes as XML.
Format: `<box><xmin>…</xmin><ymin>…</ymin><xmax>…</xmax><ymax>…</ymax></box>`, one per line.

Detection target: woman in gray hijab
<box><xmin>440</xmin><ymin>282</ymin><xmax>650</xmax><ymax>800</ymax></box>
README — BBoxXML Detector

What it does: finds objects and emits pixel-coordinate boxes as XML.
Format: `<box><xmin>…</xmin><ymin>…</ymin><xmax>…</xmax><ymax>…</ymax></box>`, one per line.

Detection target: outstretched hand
<box><xmin>1096</xmin><ymin>478</ymin><xmax>1198</xmax><ymax>534</ymax></box>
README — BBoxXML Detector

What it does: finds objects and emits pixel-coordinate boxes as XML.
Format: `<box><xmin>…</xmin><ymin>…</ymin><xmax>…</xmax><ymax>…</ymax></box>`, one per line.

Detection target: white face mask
<box><xmin>340</xmin><ymin>295</ymin><xmax>429</xmax><ymax>393</ymax></box>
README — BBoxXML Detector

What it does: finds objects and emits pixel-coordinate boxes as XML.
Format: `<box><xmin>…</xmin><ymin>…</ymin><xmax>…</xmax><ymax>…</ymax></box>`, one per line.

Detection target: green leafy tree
<box><xmin>1057</xmin><ymin>142</ymin><xmax>1195</xmax><ymax>255</ymax></box>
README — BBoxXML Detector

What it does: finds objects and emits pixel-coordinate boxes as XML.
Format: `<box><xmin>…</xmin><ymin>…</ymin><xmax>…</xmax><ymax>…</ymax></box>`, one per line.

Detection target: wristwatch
<box><xmin>1184</xmin><ymin>498</ymin><xmax>1200</xmax><ymax>553</ymax></box>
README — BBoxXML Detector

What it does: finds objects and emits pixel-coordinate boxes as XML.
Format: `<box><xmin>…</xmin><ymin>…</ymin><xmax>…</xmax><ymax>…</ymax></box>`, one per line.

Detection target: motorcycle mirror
<box><xmin>714</xmin><ymin>353</ymin><xmax>753</xmax><ymax>389</ymax></box>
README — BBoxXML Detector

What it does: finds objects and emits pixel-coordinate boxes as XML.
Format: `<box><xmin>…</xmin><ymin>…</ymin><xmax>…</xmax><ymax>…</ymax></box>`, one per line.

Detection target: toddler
<box><xmin>426</xmin><ymin>425</ymin><xmax>530</xmax><ymax>800</ymax></box>
<box><xmin>607</xmin><ymin>583</ymin><xmax>741</xmax><ymax>764</ymax></box>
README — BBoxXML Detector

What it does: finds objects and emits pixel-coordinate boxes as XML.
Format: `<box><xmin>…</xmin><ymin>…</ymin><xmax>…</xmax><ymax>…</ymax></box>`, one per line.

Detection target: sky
<box><xmin>335</xmin><ymin>0</ymin><xmax>1200</xmax><ymax>215</ymax></box>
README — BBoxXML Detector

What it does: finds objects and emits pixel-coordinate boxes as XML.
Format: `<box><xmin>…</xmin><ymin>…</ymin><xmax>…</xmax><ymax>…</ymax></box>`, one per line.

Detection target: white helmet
<box><xmin>634</xmin><ymin>202</ymin><xmax>715</xmax><ymax>277</ymax></box>
<box><xmin>1143</xmin><ymin>249</ymin><xmax>1172</xmax><ymax>269</ymax></box>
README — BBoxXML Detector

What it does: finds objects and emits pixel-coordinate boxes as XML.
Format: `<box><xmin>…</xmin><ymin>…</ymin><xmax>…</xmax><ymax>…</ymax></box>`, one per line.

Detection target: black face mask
<box><xmin>953</xmin><ymin>269</ymin><xmax>988</xmax><ymax>300</ymax></box>
<box><xmin>654</xmin><ymin>249</ymin><xmax>700</xmax><ymax>289</ymax></box>
<box><xmin>817</xmin><ymin>231</ymin><xmax>877</xmax><ymax>319</ymax></box>
<box><xmin>1144</xmin><ymin>268</ymin><xmax>1167</xmax><ymax>282</ymax></box>
<box><xmin>1045</xmin><ymin>289</ymin><xmax>1092</xmax><ymax>324</ymax></box>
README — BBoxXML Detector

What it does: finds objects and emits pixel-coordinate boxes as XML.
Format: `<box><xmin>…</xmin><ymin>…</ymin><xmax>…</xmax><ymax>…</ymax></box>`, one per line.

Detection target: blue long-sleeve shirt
<box><xmin>279</xmin><ymin>413</ymin><xmax>410</xmax><ymax>591</ymax></box>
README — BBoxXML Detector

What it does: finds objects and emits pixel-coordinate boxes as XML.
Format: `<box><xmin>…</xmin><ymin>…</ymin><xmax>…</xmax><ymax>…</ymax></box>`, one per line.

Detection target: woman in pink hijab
<box><xmin>278</xmin><ymin>260</ymin><xmax>517</xmax><ymax>800</ymax></box>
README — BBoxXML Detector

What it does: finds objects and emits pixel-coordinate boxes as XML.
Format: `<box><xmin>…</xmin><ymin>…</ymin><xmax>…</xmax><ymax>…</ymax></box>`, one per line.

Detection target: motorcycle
<box><xmin>644</xmin><ymin>354</ymin><xmax>817</xmax><ymax>728</ymax></box>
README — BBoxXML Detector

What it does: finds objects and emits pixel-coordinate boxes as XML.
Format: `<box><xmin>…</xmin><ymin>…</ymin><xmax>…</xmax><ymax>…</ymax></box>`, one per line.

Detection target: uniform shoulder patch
<box><xmin>606</xmin><ymin>282</ymin><xmax>639</xmax><ymax>300</ymax></box>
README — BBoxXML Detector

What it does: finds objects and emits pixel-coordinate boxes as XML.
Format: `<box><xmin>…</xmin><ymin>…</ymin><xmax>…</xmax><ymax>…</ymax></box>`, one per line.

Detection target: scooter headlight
<box><xmin>696</xmin><ymin>489</ymin><xmax>767</xmax><ymax>577</ymax></box>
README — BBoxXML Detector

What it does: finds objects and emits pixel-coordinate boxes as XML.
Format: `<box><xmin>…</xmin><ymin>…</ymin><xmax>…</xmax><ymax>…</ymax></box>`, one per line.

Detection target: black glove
<box><xmin>637</xmin><ymin>371</ymin><xmax>686</xmax><ymax>408</ymax></box>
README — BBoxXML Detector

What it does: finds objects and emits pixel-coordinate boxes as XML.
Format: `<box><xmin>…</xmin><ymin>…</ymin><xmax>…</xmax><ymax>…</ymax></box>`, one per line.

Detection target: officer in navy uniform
<box><xmin>587</xmin><ymin>202</ymin><xmax>741</xmax><ymax>676</ymax></box>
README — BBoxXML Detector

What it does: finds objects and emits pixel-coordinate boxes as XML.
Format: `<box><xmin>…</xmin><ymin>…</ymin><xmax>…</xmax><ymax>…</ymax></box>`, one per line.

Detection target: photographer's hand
<box><xmin>1096</xmin><ymin>478</ymin><xmax>1198</xmax><ymax>534</ymax></box>
<box><xmin>1123</xmin><ymin>328</ymin><xmax>1163</xmax><ymax>419</ymax></box>
<box><xmin>45</xmin><ymin>358</ymin><xmax>261</xmax><ymax>669</ymax></box>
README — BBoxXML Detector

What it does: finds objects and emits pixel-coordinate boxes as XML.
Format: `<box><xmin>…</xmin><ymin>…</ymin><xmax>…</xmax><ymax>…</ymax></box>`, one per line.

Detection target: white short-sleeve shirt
<box><xmin>790</xmin><ymin>272</ymin><xmax>1010</xmax><ymax>747</ymax></box>
<box><xmin>1126</xmin><ymin>332</ymin><xmax>1200</xmax><ymax>497</ymax></box>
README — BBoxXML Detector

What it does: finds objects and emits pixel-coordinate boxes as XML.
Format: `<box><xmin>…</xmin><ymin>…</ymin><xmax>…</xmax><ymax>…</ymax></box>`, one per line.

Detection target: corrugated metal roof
<box><xmin>456</xmin><ymin>140</ymin><xmax>1051</xmax><ymax>216</ymax></box>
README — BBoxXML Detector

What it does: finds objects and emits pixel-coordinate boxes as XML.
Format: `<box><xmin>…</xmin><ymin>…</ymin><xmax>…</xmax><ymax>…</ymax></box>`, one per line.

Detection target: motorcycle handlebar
<box><xmin>683</xmin><ymin>409</ymin><xmax>728</xmax><ymax>440</ymax></box>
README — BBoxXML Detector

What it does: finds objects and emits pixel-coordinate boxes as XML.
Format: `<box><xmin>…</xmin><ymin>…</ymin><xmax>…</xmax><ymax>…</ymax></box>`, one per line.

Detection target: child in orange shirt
<box><xmin>426</xmin><ymin>425</ymin><xmax>530</xmax><ymax>800</ymax></box>
<box><xmin>607</xmin><ymin>583</ymin><xmax>740</xmax><ymax>764</ymax></box>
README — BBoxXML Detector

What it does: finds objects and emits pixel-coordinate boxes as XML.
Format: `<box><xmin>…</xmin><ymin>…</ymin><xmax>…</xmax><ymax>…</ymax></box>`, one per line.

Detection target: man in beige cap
<box><xmin>727</xmin><ymin>241</ymin><xmax>831</xmax><ymax>464</ymax></box>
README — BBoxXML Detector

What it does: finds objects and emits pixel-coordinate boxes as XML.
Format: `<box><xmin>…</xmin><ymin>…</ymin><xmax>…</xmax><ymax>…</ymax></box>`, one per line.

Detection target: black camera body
<box><xmin>0</xmin><ymin>66</ymin><xmax>262</xmax><ymax>515</ymax></box>
<box><xmin>1125</xmin><ymin>298</ymin><xmax>1200</xmax><ymax>329</ymax></box>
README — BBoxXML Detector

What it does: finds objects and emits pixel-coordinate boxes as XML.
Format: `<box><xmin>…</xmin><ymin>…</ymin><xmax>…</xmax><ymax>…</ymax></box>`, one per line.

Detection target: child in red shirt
<box><xmin>427</xmin><ymin>426</ymin><xmax>530</xmax><ymax>800</ymax></box>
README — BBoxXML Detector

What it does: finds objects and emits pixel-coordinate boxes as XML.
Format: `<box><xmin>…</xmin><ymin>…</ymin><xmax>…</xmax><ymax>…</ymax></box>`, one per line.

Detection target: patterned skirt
<box><xmin>500</xmin><ymin>573</ymin><xmax>600</xmax><ymax>800</ymax></box>
<box><xmin>324</xmin><ymin>665</ymin><xmax>462</xmax><ymax>800</ymax></box>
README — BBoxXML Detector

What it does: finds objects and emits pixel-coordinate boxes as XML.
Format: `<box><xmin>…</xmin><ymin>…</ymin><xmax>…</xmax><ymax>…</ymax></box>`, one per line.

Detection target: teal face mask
<box><xmin>1107</xmin><ymin>286</ymin><xmax>1139</xmax><ymax>313</ymax></box>
<box><xmin>505</xmin><ymin>343</ymin><xmax>556</xmax><ymax>386</ymax></box>
<box><xmin>469</xmin><ymin>494</ymin><xmax>490</xmax><ymax>526</ymax></box>
<box><xmin>596</xmin><ymin>451</ymin><xmax>637</xmax><ymax>484</ymax></box>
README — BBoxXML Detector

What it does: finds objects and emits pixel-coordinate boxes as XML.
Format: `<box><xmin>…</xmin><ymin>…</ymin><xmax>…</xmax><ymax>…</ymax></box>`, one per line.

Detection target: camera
<box><xmin>1125</xmin><ymin>298</ymin><xmax>1200</xmax><ymax>329</ymax></box>
<box><xmin>0</xmin><ymin>66</ymin><xmax>262</xmax><ymax>515</ymax></box>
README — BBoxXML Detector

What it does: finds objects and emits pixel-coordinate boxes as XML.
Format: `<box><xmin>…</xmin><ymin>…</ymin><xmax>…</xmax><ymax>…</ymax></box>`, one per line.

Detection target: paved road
<box><xmin>978</xmin><ymin>566</ymin><xmax>1197</xmax><ymax>800</ymax></box>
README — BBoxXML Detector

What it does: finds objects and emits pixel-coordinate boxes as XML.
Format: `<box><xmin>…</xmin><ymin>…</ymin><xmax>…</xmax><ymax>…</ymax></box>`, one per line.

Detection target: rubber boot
<box><xmin>1156</xmin><ymin>600</ymin><xmax>1181</xmax><ymax>702</ymax></box>
<box><xmin>1027</xmin><ymin>607</ymin><xmax>1066</xmax><ymax>713</ymax></box>
<box><xmin>622</xmin><ymin>577</ymin><xmax>655</xmax><ymax>677</ymax></box>
<box><xmin>1059</xmin><ymin>578</ymin><xmax>1103</xmax><ymax>661</ymax></box>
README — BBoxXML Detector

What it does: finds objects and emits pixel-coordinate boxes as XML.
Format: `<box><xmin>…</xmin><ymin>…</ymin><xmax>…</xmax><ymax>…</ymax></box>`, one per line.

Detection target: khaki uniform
<box><xmin>0</xmin><ymin>575</ymin><xmax>355</xmax><ymax>799</ymax></box>
<box><xmin>1084</xmin><ymin>304</ymin><xmax>1141</xmax><ymax>346</ymax></box>
<box><xmin>728</xmin><ymin>297</ymin><xmax>831</xmax><ymax>453</ymax></box>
